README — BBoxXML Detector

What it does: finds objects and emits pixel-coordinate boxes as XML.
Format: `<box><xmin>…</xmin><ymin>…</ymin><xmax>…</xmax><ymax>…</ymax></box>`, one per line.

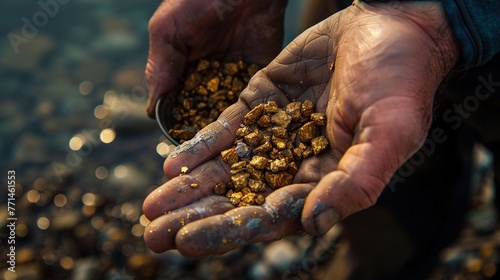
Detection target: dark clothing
<box><xmin>439</xmin><ymin>0</ymin><xmax>500</xmax><ymax>69</ymax></box>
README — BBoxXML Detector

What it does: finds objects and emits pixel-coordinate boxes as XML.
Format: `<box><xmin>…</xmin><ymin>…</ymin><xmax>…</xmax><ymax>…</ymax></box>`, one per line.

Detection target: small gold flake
<box><xmin>180</xmin><ymin>166</ymin><xmax>189</xmax><ymax>175</ymax></box>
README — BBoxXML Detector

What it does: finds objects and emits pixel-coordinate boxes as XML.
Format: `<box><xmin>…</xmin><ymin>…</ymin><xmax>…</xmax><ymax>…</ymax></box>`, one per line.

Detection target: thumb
<box><xmin>145</xmin><ymin>19</ymin><xmax>187</xmax><ymax>118</ymax></box>
<box><xmin>145</xmin><ymin>45</ymin><xmax>186</xmax><ymax>118</ymax></box>
<box><xmin>301</xmin><ymin>104</ymin><xmax>430</xmax><ymax>235</ymax></box>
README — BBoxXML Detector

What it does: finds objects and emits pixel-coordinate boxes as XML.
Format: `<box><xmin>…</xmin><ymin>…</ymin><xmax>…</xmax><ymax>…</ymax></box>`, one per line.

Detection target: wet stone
<box><xmin>235</xmin><ymin>142</ymin><xmax>252</xmax><ymax>159</ymax></box>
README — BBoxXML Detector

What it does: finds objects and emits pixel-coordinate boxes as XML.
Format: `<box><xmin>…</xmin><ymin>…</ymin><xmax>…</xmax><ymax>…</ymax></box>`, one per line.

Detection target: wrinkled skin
<box><xmin>143</xmin><ymin>1</ymin><xmax>460</xmax><ymax>257</ymax></box>
<box><xmin>145</xmin><ymin>0</ymin><xmax>287</xmax><ymax>117</ymax></box>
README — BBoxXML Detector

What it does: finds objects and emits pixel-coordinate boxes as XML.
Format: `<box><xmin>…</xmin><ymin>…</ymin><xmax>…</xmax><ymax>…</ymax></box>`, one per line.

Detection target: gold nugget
<box><xmin>166</xmin><ymin>58</ymin><xmax>261</xmax><ymax>143</ymax></box>
<box><xmin>215</xmin><ymin>100</ymin><xmax>329</xmax><ymax>207</ymax></box>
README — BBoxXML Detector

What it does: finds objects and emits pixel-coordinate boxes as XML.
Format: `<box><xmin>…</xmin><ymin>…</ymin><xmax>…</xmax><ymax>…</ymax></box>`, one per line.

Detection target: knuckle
<box><xmin>355</xmin><ymin>176</ymin><xmax>385</xmax><ymax>210</ymax></box>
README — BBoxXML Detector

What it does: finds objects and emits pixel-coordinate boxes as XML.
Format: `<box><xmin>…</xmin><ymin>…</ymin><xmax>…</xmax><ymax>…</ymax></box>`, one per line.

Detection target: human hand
<box><xmin>143</xmin><ymin>0</ymin><xmax>460</xmax><ymax>256</ymax></box>
<box><xmin>145</xmin><ymin>0</ymin><xmax>287</xmax><ymax>117</ymax></box>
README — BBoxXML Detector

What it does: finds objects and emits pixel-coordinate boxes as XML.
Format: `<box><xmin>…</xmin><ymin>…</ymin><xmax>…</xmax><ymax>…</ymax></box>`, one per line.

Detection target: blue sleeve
<box><xmin>438</xmin><ymin>0</ymin><xmax>500</xmax><ymax>69</ymax></box>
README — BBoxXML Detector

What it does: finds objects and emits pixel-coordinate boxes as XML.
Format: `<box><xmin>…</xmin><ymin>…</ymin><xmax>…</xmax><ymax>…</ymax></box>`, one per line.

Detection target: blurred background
<box><xmin>0</xmin><ymin>0</ymin><xmax>499</xmax><ymax>280</ymax></box>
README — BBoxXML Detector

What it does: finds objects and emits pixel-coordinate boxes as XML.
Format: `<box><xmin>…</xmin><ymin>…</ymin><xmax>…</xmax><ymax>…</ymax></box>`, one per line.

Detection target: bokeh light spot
<box><xmin>37</xmin><ymin>216</ymin><xmax>50</xmax><ymax>230</ymax></box>
<box><xmin>114</xmin><ymin>165</ymin><xmax>128</xmax><ymax>178</ymax></box>
<box><xmin>69</xmin><ymin>135</ymin><xmax>84</xmax><ymax>151</ymax></box>
<box><xmin>95</xmin><ymin>166</ymin><xmax>108</xmax><ymax>179</ymax></box>
<box><xmin>54</xmin><ymin>194</ymin><xmax>68</xmax><ymax>207</ymax></box>
<box><xmin>100</xmin><ymin>128</ymin><xmax>116</xmax><ymax>144</ymax></box>
<box><xmin>79</xmin><ymin>81</ymin><xmax>94</xmax><ymax>95</ymax></box>
<box><xmin>94</xmin><ymin>105</ymin><xmax>109</xmax><ymax>119</ymax></box>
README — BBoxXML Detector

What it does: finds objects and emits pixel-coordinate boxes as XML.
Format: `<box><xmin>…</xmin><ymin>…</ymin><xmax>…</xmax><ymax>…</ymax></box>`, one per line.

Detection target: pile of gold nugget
<box><xmin>168</xmin><ymin>58</ymin><xmax>260</xmax><ymax>143</ymax></box>
<box><xmin>214</xmin><ymin>100</ymin><xmax>330</xmax><ymax>207</ymax></box>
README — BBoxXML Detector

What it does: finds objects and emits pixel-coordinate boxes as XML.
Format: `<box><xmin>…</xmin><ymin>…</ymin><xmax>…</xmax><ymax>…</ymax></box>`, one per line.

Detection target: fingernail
<box><xmin>314</xmin><ymin>209</ymin><xmax>340</xmax><ymax>235</ymax></box>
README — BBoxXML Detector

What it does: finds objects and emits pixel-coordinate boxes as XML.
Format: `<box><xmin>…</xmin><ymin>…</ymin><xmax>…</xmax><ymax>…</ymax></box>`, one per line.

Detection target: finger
<box><xmin>163</xmin><ymin>101</ymin><xmax>247</xmax><ymax>179</ymax></box>
<box><xmin>144</xmin><ymin>196</ymin><xmax>234</xmax><ymax>253</ymax></box>
<box><xmin>144</xmin><ymin>159</ymin><xmax>231</xmax><ymax>220</ymax></box>
<box><xmin>302</xmin><ymin>104</ymin><xmax>428</xmax><ymax>235</ymax></box>
<box><xmin>174</xmin><ymin>184</ymin><xmax>314</xmax><ymax>257</ymax></box>
<box><xmin>145</xmin><ymin>5</ymin><xmax>187</xmax><ymax>118</ymax></box>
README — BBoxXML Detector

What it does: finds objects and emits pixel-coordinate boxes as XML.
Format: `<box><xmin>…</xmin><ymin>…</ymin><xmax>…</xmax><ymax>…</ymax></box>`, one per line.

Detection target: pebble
<box><xmin>112</xmin><ymin>64</ymin><xmax>145</xmax><ymax>89</ymax></box>
<box><xmin>13</xmin><ymin>133</ymin><xmax>47</xmax><ymax>164</ymax></box>
<box><xmin>1</xmin><ymin>34</ymin><xmax>55</xmax><ymax>72</ymax></box>
<box><xmin>90</xmin><ymin>32</ymin><xmax>139</xmax><ymax>55</ymax></box>
<box><xmin>3</xmin><ymin>263</ymin><xmax>43</xmax><ymax>280</ymax></box>
<box><xmin>73</xmin><ymin>59</ymin><xmax>111</xmax><ymax>87</ymax></box>
<box><xmin>249</xmin><ymin>261</ymin><xmax>272</xmax><ymax>280</ymax></box>
<box><xmin>127</xmin><ymin>253</ymin><xmax>158</xmax><ymax>279</ymax></box>
<box><xmin>51</xmin><ymin>211</ymin><xmax>82</xmax><ymax>231</ymax></box>
<box><xmin>263</xmin><ymin>239</ymin><xmax>301</xmax><ymax>271</ymax></box>
<box><xmin>71</xmin><ymin>258</ymin><xmax>99</xmax><ymax>280</ymax></box>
